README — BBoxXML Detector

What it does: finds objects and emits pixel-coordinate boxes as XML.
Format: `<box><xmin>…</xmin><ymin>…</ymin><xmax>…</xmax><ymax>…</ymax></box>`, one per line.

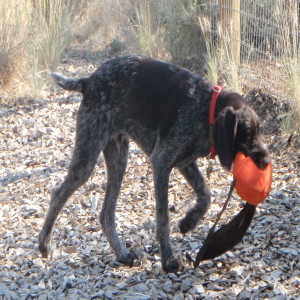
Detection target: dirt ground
<box><xmin>0</xmin><ymin>46</ymin><xmax>299</xmax><ymax>299</ymax></box>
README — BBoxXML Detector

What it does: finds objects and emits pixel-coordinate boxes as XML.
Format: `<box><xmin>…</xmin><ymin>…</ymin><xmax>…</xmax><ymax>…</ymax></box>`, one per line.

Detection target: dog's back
<box><xmin>52</xmin><ymin>55</ymin><xmax>213</xmax><ymax>157</ymax></box>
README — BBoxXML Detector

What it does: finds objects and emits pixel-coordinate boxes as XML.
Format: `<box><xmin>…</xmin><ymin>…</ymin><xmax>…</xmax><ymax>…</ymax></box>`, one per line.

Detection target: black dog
<box><xmin>39</xmin><ymin>55</ymin><xmax>269</xmax><ymax>273</ymax></box>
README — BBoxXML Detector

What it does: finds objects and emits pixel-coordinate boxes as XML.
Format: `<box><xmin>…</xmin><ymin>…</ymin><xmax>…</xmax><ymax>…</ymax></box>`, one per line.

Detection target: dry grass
<box><xmin>0</xmin><ymin>0</ymin><xmax>83</xmax><ymax>99</ymax></box>
<box><xmin>198</xmin><ymin>17</ymin><xmax>218</xmax><ymax>84</ymax></box>
<box><xmin>73</xmin><ymin>1</ymin><xmax>120</xmax><ymax>45</ymax></box>
<box><xmin>198</xmin><ymin>16</ymin><xmax>242</xmax><ymax>92</ymax></box>
<box><xmin>158</xmin><ymin>0</ymin><xmax>206</xmax><ymax>64</ymax></box>
<box><xmin>0</xmin><ymin>0</ymin><xmax>132</xmax><ymax>101</ymax></box>
<box><xmin>129</xmin><ymin>0</ymin><xmax>164</xmax><ymax>58</ymax></box>
<box><xmin>29</xmin><ymin>0</ymin><xmax>74</xmax><ymax>95</ymax></box>
<box><xmin>0</xmin><ymin>0</ymin><xmax>30</xmax><ymax>91</ymax></box>
<box><xmin>219</xmin><ymin>33</ymin><xmax>242</xmax><ymax>93</ymax></box>
<box><xmin>32</xmin><ymin>0</ymin><xmax>72</xmax><ymax>70</ymax></box>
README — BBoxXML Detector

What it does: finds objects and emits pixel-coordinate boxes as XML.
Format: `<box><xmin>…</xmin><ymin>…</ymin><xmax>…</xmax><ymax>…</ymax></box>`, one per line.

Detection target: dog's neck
<box><xmin>214</xmin><ymin>91</ymin><xmax>246</xmax><ymax>115</ymax></box>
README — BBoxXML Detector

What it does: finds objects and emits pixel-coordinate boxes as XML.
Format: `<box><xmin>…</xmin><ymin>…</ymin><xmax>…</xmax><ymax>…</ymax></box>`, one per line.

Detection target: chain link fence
<box><xmin>200</xmin><ymin>0</ymin><xmax>300</xmax><ymax>98</ymax></box>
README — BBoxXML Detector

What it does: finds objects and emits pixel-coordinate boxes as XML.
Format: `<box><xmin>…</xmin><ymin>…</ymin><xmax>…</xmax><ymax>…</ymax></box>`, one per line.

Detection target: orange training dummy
<box><xmin>233</xmin><ymin>152</ymin><xmax>272</xmax><ymax>205</ymax></box>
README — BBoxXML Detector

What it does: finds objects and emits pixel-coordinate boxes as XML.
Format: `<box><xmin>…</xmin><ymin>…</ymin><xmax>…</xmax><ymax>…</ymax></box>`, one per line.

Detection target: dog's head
<box><xmin>213</xmin><ymin>92</ymin><xmax>270</xmax><ymax>171</ymax></box>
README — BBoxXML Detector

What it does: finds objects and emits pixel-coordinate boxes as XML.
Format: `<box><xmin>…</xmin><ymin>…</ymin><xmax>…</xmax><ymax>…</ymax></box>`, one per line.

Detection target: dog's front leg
<box><xmin>178</xmin><ymin>162</ymin><xmax>211</xmax><ymax>233</ymax></box>
<box><xmin>151</xmin><ymin>152</ymin><xmax>179</xmax><ymax>273</ymax></box>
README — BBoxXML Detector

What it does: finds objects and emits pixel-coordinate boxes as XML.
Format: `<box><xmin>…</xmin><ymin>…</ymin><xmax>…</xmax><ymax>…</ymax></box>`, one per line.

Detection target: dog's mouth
<box><xmin>237</xmin><ymin>140</ymin><xmax>270</xmax><ymax>170</ymax></box>
<box><xmin>251</xmin><ymin>150</ymin><xmax>270</xmax><ymax>169</ymax></box>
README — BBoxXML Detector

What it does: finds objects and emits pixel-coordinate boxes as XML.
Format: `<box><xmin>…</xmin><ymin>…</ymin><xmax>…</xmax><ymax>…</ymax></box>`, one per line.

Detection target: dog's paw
<box><xmin>38</xmin><ymin>234</ymin><xmax>50</xmax><ymax>258</ymax></box>
<box><xmin>179</xmin><ymin>215</ymin><xmax>197</xmax><ymax>234</ymax></box>
<box><xmin>162</xmin><ymin>258</ymin><xmax>180</xmax><ymax>273</ymax></box>
<box><xmin>118</xmin><ymin>250</ymin><xmax>138</xmax><ymax>267</ymax></box>
<box><xmin>179</xmin><ymin>203</ymin><xmax>208</xmax><ymax>234</ymax></box>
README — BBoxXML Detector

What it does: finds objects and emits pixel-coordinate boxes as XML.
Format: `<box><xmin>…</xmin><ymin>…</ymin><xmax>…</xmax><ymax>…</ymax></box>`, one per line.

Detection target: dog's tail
<box><xmin>51</xmin><ymin>72</ymin><xmax>88</xmax><ymax>94</ymax></box>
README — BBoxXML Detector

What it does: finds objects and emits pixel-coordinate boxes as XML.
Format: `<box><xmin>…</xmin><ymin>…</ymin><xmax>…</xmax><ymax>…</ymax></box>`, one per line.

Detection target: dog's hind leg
<box><xmin>178</xmin><ymin>162</ymin><xmax>211</xmax><ymax>234</ymax></box>
<box><xmin>100</xmin><ymin>134</ymin><xmax>137</xmax><ymax>266</ymax></box>
<box><xmin>39</xmin><ymin>108</ymin><xmax>106</xmax><ymax>258</ymax></box>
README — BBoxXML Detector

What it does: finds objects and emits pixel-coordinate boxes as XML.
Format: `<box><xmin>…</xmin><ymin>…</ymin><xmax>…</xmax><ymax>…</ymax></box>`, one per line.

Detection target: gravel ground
<box><xmin>0</xmin><ymin>53</ymin><xmax>299</xmax><ymax>299</ymax></box>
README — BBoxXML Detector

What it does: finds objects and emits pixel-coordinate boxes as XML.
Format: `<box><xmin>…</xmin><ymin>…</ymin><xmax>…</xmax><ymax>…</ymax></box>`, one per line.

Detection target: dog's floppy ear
<box><xmin>213</xmin><ymin>107</ymin><xmax>237</xmax><ymax>171</ymax></box>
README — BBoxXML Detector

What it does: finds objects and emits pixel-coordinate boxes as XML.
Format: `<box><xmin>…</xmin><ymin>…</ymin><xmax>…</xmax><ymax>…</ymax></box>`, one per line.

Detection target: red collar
<box><xmin>209</xmin><ymin>85</ymin><xmax>223</xmax><ymax>159</ymax></box>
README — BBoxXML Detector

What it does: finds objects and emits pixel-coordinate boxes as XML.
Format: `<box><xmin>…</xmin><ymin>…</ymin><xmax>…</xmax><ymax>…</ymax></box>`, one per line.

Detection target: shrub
<box><xmin>0</xmin><ymin>0</ymin><xmax>30</xmax><ymax>89</ymax></box>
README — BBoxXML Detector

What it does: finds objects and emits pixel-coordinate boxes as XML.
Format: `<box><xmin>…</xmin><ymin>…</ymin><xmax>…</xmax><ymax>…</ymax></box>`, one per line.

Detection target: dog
<box><xmin>38</xmin><ymin>55</ymin><xmax>270</xmax><ymax>273</ymax></box>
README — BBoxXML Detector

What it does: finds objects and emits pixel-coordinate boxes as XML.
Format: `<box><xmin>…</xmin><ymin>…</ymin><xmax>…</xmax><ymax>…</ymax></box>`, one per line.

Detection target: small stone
<box><xmin>157</xmin><ymin>290</ymin><xmax>168</xmax><ymax>299</ymax></box>
<box><xmin>280</xmin><ymin>248</ymin><xmax>298</xmax><ymax>256</ymax></box>
<box><xmin>122</xmin><ymin>292</ymin><xmax>151</xmax><ymax>300</ymax></box>
<box><xmin>180</xmin><ymin>278</ymin><xmax>193</xmax><ymax>293</ymax></box>
<box><xmin>238</xmin><ymin>289</ymin><xmax>251</xmax><ymax>299</ymax></box>
<box><xmin>134</xmin><ymin>283</ymin><xmax>149</xmax><ymax>293</ymax></box>
<box><xmin>162</xmin><ymin>280</ymin><xmax>173</xmax><ymax>293</ymax></box>
<box><xmin>116</xmin><ymin>281</ymin><xmax>127</xmax><ymax>290</ymax></box>
<box><xmin>173</xmin><ymin>293</ymin><xmax>185</xmax><ymax>300</ymax></box>
<box><xmin>150</xmin><ymin>286</ymin><xmax>158</xmax><ymax>300</ymax></box>
<box><xmin>64</xmin><ymin>246</ymin><xmax>77</xmax><ymax>254</ymax></box>
<box><xmin>32</xmin><ymin>258</ymin><xmax>44</xmax><ymax>268</ymax></box>
<box><xmin>103</xmin><ymin>277</ymin><xmax>116</xmax><ymax>286</ymax></box>
<box><xmin>104</xmin><ymin>290</ymin><xmax>113</xmax><ymax>299</ymax></box>
<box><xmin>194</xmin><ymin>284</ymin><xmax>205</xmax><ymax>294</ymax></box>
<box><xmin>136</xmin><ymin>157</ymin><xmax>143</xmax><ymax>165</ymax></box>
<box><xmin>91</xmin><ymin>291</ymin><xmax>105</xmax><ymax>299</ymax></box>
